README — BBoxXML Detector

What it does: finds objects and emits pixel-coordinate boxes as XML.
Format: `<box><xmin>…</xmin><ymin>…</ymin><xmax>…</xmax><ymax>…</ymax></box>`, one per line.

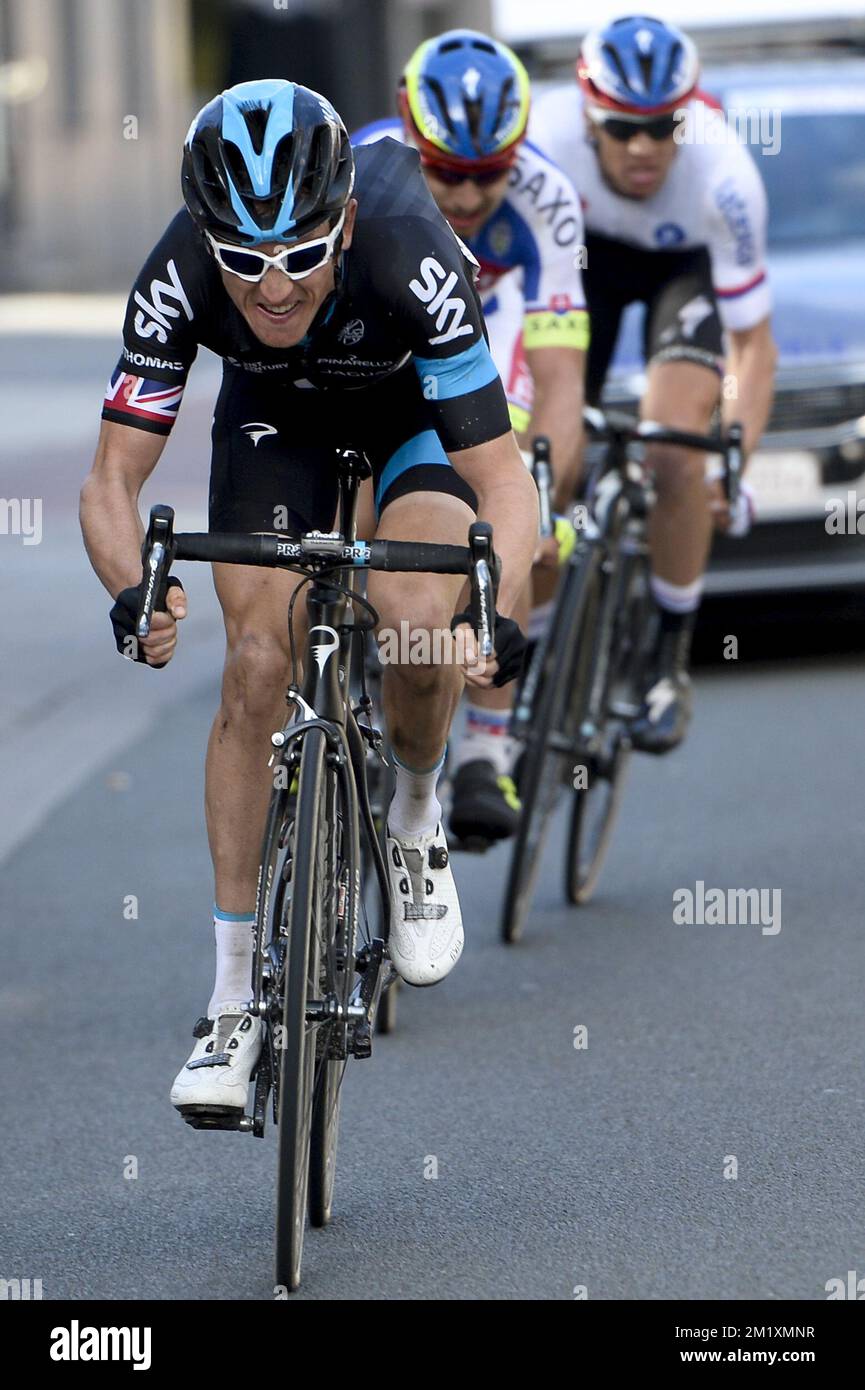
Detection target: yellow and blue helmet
<box><xmin>398</xmin><ymin>30</ymin><xmax>530</xmax><ymax>173</ymax></box>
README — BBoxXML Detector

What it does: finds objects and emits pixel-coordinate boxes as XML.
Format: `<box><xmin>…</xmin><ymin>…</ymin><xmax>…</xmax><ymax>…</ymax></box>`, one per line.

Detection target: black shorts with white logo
<box><xmin>583</xmin><ymin>233</ymin><xmax>725</xmax><ymax>405</ymax></box>
<box><xmin>209</xmin><ymin>362</ymin><xmax>479</xmax><ymax>534</ymax></box>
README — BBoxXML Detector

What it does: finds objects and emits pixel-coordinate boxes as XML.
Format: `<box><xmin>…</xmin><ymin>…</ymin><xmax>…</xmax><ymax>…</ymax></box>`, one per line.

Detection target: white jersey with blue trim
<box><xmin>530</xmin><ymin>85</ymin><xmax>771</xmax><ymax>331</ymax></box>
<box><xmin>352</xmin><ymin>118</ymin><xmax>586</xmax><ymax>319</ymax></box>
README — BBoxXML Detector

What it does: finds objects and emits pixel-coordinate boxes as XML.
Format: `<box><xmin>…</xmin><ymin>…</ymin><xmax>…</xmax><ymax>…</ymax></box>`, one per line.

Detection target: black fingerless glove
<box><xmin>110</xmin><ymin>576</ymin><xmax>184</xmax><ymax>666</ymax></box>
<box><xmin>451</xmin><ymin>610</ymin><xmax>528</xmax><ymax>688</ymax></box>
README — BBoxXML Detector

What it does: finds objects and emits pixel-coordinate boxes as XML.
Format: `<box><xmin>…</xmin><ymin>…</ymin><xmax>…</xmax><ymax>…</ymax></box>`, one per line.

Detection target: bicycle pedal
<box><xmin>177</xmin><ymin>1105</ymin><xmax>252</xmax><ymax>1132</ymax></box>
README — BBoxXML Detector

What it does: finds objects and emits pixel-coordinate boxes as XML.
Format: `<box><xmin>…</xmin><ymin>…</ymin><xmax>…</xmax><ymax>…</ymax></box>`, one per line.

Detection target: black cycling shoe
<box><xmin>449</xmin><ymin>759</ymin><xmax>521</xmax><ymax>850</ymax></box>
<box><xmin>629</xmin><ymin>619</ymin><xmax>695</xmax><ymax>755</ymax></box>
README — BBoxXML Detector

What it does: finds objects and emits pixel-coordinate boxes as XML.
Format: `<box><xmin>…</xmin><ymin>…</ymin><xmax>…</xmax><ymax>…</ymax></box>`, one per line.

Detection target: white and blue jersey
<box><xmin>531</xmin><ymin>86</ymin><xmax>771</xmax><ymax>332</ymax></box>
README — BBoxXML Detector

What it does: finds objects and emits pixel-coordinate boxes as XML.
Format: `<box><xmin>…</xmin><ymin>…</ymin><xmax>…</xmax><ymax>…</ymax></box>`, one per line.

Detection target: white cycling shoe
<box><xmin>170</xmin><ymin>1005</ymin><xmax>262</xmax><ymax>1116</ymax></box>
<box><xmin>386</xmin><ymin>822</ymin><xmax>464</xmax><ymax>986</ymax></box>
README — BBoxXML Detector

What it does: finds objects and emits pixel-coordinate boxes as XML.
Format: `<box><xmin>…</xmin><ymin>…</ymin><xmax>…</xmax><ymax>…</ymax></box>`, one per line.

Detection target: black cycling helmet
<box><xmin>181</xmin><ymin>79</ymin><xmax>355</xmax><ymax>246</ymax></box>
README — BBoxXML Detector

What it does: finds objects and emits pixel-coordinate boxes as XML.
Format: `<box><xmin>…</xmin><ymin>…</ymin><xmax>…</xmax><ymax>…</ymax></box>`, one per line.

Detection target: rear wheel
<box><xmin>565</xmin><ymin>732</ymin><xmax>632</xmax><ymax>905</ymax></box>
<box><xmin>376</xmin><ymin>970</ymin><xmax>399</xmax><ymax>1034</ymax></box>
<box><xmin>308</xmin><ymin>1052</ymin><xmax>342</xmax><ymax>1228</ymax></box>
<box><xmin>308</xmin><ymin>763</ymin><xmax>354</xmax><ymax>1229</ymax></box>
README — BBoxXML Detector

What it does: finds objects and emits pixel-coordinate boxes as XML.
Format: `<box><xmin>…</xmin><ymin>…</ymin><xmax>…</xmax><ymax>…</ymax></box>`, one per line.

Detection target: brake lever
<box><xmin>137</xmin><ymin>505</ymin><xmax>176</xmax><ymax>640</ymax></box>
<box><xmin>468</xmin><ymin>521</ymin><xmax>496</xmax><ymax>660</ymax></box>
<box><xmin>532</xmin><ymin>436</ymin><xmax>554</xmax><ymax>539</ymax></box>
<box><xmin>724</xmin><ymin>422</ymin><xmax>744</xmax><ymax>511</ymax></box>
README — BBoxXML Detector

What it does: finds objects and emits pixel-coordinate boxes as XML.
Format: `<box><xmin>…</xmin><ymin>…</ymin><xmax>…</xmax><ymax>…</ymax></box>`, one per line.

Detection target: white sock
<box><xmin>650</xmin><ymin>573</ymin><xmax>703</xmax><ymax>614</ymax></box>
<box><xmin>452</xmin><ymin>706</ymin><xmax>514</xmax><ymax>777</ymax></box>
<box><xmin>388</xmin><ymin>752</ymin><xmax>444</xmax><ymax>840</ymax></box>
<box><xmin>208</xmin><ymin>907</ymin><xmax>255</xmax><ymax>1016</ymax></box>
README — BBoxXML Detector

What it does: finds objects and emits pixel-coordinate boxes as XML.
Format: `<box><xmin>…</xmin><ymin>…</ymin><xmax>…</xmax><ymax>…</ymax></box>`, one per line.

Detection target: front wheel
<box><xmin>500</xmin><ymin>547</ymin><xmax>602</xmax><ymax>944</ymax></box>
<box><xmin>564</xmin><ymin>542</ymin><xmax>648</xmax><ymax>907</ymax></box>
<box><xmin>275</xmin><ymin>727</ymin><xmax>329</xmax><ymax>1292</ymax></box>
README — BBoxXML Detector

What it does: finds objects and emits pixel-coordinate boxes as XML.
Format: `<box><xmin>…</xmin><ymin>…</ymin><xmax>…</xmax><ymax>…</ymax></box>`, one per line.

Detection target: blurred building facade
<box><xmin>1</xmin><ymin>0</ymin><xmax>193</xmax><ymax>291</ymax></box>
<box><xmin>0</xmin><ymin>0</ymin><xmax>491</xmax><ymax>291</ymax></box>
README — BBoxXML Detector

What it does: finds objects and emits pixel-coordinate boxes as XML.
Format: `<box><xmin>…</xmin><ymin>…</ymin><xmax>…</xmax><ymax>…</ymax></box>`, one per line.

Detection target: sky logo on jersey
<box><xmin>104</xmin><ymin>370</ymin><xmax>184</xmax><ymax>425</ymax></box>
<box><xmin>409</xmin><ymin>256</ymin><xmax>474</xmax><ymax>346</ymax></box>
<box><xmin>133</xmin><ymin>259</ymin><xmax>193</xmax><ymax>344</ymax></box>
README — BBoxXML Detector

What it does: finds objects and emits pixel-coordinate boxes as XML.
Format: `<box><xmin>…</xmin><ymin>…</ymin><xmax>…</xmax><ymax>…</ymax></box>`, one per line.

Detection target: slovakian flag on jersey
<box><xmin>102</xmin><ymin>369</ymin><xmax>185</xmax><ymax>435</ymax></box>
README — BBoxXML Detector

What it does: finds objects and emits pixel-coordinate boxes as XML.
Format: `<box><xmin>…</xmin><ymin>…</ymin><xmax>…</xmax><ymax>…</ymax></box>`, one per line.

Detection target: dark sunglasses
<box><xmin>423</xmin><ymin>162</ymin><xmax>512</xmax><ymax>187</ymax></box>
<box><xmin>596</xmin><ymin>112</ymin><xmax>679</xmax><ymax>143</ymax></box>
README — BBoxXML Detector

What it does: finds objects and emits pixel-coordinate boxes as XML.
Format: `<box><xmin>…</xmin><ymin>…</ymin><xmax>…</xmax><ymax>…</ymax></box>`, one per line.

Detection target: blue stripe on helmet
<box><xmin>220</xmin><ymin>80</ymin><xmax>297</xmax><ymax>243</ymax></box>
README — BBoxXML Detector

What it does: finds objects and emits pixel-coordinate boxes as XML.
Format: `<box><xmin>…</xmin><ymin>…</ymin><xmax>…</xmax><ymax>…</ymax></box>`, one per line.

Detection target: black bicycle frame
<box><xmin>273</xmin><ymin>457</ymin><xmax>391</xmax><ymax>953</ymax></box>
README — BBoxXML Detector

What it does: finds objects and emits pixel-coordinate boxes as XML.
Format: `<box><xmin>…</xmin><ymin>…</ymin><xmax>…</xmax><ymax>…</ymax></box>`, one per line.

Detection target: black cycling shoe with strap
<box><xmin>629</xmin><ymin>614</ymin><xmax>695</xmax><ymax>755</ymax></box>
<box><xmin>449</xmin><ymin>759</ymin><xmax>521</xmax><ymax>850</ymax></box>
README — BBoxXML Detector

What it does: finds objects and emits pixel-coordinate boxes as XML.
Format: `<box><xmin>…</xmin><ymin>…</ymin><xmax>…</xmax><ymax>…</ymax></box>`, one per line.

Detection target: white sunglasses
<box><xmin>206</xmin><ymin>209</ymin><xmax>346</xmax><ymax>282</ymax></box>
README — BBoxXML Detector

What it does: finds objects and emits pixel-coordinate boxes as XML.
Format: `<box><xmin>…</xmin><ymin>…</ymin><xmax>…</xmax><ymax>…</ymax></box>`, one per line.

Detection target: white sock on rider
<box><xmin>650</xmin><ymin>573</ymin><xmax>703</xmax><ymax>615</ymax></box>
<box><xmin>388</xmin><ymin>751</ymin><xmax>445</xmax><ymax>841</ymax></box>
<box><xmin>451</xmin><ymin>705</ymin><xmax>514</xmax><ymax>777</ymax></box>
<box><xmin>208</xmin><ymin>906</ymin><xmax>255</xmax><ymax>1016</ymax></box>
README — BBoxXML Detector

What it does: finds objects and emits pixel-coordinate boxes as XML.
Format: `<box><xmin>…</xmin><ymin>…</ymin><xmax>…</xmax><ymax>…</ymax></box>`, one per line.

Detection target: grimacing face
<box><xmin>420</xmin><ymin>165</ymin><xmax>512</xmax><ymax>239</ymax></box>
<box><xmin>217</xmin><ymin>198</ymin><xmax>358</xmax><ymax>348</ymax></box>
<box><xmin>587</xmin><ymin>114</ymin><xmax>678</xmax><ymax>201</ymax></box>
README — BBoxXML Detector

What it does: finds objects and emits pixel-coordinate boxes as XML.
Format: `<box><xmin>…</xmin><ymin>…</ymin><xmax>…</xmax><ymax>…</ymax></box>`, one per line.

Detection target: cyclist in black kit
<box><xmin>80</xmin><ymin>80</ymin><xmax>537</xmax><ymax>1118</ymax></box>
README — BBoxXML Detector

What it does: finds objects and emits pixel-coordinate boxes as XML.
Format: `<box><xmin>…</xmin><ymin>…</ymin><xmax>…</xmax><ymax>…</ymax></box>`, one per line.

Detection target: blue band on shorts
<box><xmin>375</xmin><ymin>429</ymin><xmax>451</xmax><ymax>510</ymax></box>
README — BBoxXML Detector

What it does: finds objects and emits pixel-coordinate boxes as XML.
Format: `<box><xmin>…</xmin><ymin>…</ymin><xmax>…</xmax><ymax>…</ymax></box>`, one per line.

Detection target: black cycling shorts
<box><xmin>209</xmin><ymin>362</ymin><xmax>479</xmax><ymax>534</ymax></box>
<box><xmin>584</xmin><ymin>233</ymin><xmax>725</xmax><ymax>406</ymax></box>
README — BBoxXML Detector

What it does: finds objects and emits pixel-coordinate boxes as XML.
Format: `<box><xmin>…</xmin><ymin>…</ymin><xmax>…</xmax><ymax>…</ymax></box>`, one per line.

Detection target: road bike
<box><xmin>137</xmin><ymin>448</ymin><xmax>497</xmax><ymax>1290</ymax></box>
<box><xmin>501</xmin><ymin>407</ymin><xmax>743</xmax><ymax>943</ymax></box>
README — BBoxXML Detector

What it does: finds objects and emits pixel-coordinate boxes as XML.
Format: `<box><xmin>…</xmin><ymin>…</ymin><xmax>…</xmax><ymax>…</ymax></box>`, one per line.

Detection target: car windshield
<box><xmin>737</xmin><ymin>111</ymin><xmax>865</xmax><ymax>247</ymax></box>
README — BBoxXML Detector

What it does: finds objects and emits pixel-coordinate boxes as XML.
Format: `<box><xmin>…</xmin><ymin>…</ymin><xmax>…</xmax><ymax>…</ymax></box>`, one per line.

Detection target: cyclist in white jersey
<box><xmin>532</xmin><ymin>15</ymin><xmax>777</xmax><ymax>751</ymax></box>
<box><xmin>355</xmin><ymin>29</ymin><xmax>589</xmax><ymax>843</ymax></box>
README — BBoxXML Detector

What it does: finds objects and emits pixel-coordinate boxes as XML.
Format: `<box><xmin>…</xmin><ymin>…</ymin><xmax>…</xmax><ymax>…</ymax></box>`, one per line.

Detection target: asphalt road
<box><xmin>2</xmin><ymin>323</ymin><xmax>864</xmax><ymax>1301</ymax></box>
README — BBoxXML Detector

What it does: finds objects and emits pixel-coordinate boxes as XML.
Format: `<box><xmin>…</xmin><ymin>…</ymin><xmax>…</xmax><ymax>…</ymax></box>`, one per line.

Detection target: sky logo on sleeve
<box><xmin>409</xmin><ymin>256</ymin><xmax>475</xmax><ymax>346</ymax></box>
<box><xmin>133</xmin><ymin>259</ymin><xmax>193</xmax><ymax>343</ymax></box>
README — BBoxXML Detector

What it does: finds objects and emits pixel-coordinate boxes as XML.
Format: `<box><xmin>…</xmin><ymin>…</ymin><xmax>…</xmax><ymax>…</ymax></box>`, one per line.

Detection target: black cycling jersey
<box><xmin>103</xmin><ymin>139</ymin><xmax>510</xmax><ymax>455</ymax></box>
